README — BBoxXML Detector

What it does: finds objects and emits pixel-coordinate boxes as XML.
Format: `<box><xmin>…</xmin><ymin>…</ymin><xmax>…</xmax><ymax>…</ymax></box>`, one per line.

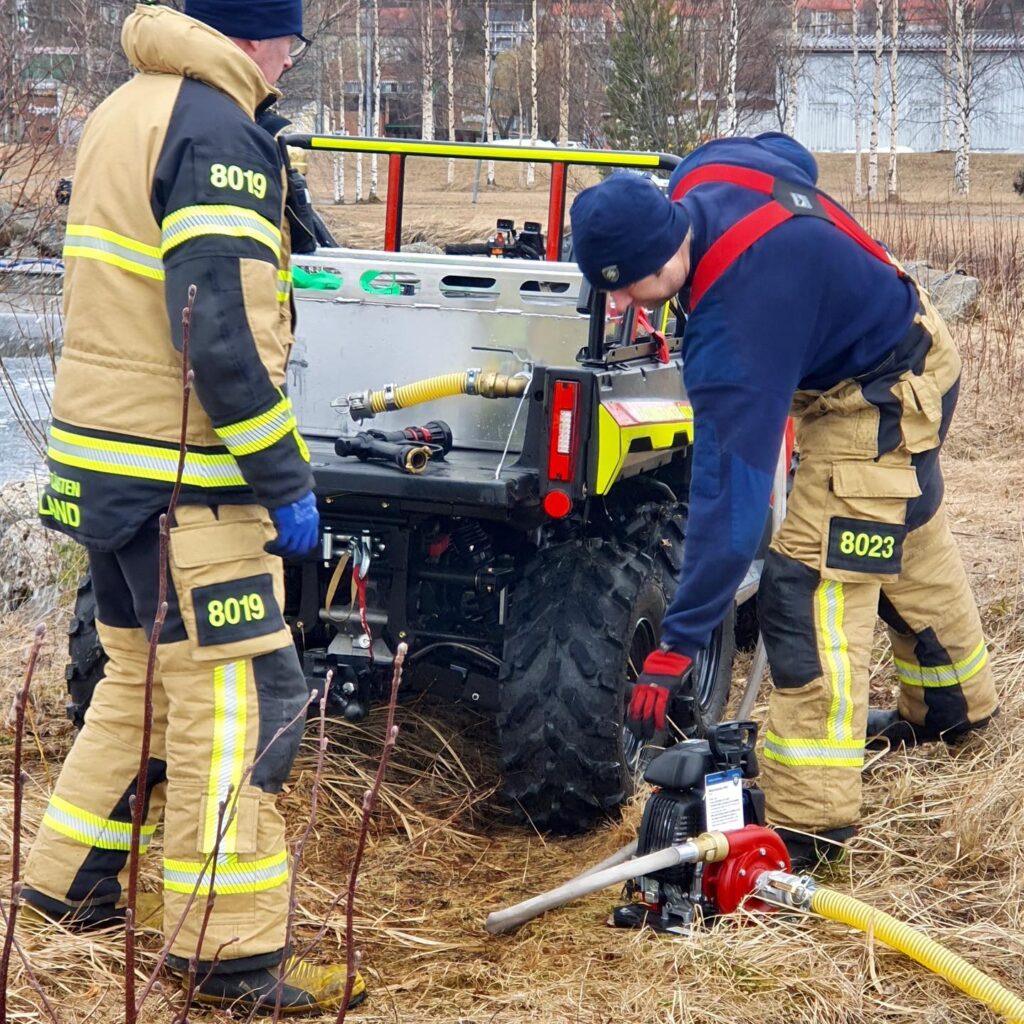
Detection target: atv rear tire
<box><xmin>498</xmin><ymin>534</ymin><xmax>734</xmax><ymax>834</ymax></box>
<box><xmin>65</xmin><ymin>573</ymin><xmax>107</xmax><ymax>729</ymax></box>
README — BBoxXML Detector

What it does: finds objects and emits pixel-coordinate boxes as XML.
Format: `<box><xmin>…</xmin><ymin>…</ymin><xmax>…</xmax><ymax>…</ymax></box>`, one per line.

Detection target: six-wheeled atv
<box><xmin>65</xmin><ymin>139</ymin><xmax>769</xmax><ymax>833</ymax></box>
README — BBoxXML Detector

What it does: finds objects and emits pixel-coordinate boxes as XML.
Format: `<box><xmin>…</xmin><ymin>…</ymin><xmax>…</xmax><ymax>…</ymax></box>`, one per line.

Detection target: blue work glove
<box><xmin>265</xmin><ymin>491</ymin><xmax>320</xmax><ymax>559</ymax></box>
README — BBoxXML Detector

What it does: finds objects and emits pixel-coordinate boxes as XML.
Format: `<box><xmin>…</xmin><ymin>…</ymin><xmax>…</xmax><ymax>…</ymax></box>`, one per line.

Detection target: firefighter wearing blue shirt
<box><xmin>570</xmin><ymin>133</ymin><xmax>998</xmax><ymax>867</ymax></box>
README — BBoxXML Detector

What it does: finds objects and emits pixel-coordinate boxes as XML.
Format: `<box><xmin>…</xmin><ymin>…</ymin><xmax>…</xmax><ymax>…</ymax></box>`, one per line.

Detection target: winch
<box><xmin>613</xmin><ymin>721</ymin><xmax>782</xmax><ymax>931</ymax></box>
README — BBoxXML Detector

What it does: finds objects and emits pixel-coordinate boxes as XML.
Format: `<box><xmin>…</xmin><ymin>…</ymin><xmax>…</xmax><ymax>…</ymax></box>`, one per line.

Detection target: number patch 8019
<box><xmin>210</xmin><ymin>163</ymin><xmax>268</xmax><ymax>200</ymax></box>
<box><xmin>191</xmin><ymin>573</ymin><xmax>282</xmax><ymax>647</ymax></box>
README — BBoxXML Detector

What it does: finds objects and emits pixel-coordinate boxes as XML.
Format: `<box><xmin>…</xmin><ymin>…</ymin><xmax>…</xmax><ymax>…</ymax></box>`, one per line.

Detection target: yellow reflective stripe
<box><xmin>65</xmin><ymin>224</ymin><xmax>162</xmax><ymax>258</ymax></box>
<box><xmin>42</xmin><ymin>794</ymin><xmax>156</xmax><ymax>851</ymax></box>
<box><xmin>64</xmin><ymin>224</ymin><xmax>165</xmax><ymax>281</ymax></box>
<box><xmin>818</xmin><ymin>581</ymin><xmax>854</xmax><ymax>741</ymax></box>
<box><xmin>216</xmin><ymin>395</ymin><xmax>297</xmax><ymax>457</ymax></box>
<box><xmin>48</xmin><ymin>425</ymin><xmax>246</xmax><ymax>489</ymax></box>
<box><xmin>204</xmin><ymin>662</ymin><xmax>248</xmax><ymax>854</ymax></box>
<box><xmin>164</xmin><ymin>851</ymin><xmax>288</xmax><ymax>896</ymax></box>
<box><xmin>763</xmin><ymin>731</ymin><xmax>865</xmax><ymax>769</ymax></box>
<box><xmin>894</xmin><ymin>640</ymin><xmax>988</xmax><ymax>688</ymax></box>
<box><xmin>161</xmin><ymin>204</ymin><xmax>281</xmax><ymax>258</ymax></box>
<box><xmin>277</xmin><ymin>268</ymin><xmax>292</xmax><ymax>303</ymax></box>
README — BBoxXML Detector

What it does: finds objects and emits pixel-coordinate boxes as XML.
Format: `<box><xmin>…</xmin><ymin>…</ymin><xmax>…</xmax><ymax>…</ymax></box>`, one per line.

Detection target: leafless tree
<box><xmin>887</xmin><ymin>0</ymin><xmax>900</xmax><ymax>197</ymax></box>
<box><xmin>852</xmin><ymin>0</ymin><xmax>865</xmax><ymax>196</ymax></box>
<box><xmin>868</xmin><ymin>0</ymin><xmax>884</xmax><ymax>197</ymax></box>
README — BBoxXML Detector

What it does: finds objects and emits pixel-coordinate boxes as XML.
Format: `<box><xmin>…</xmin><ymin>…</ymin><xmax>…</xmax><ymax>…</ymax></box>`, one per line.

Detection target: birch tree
<box><xmin>527</xmin><ymin>0</ymin><xmax>538</xmax><ymax>186</ymax></box>
<box><xmin>445</xmin><ymin>0</ymin><xmax>456</xmax><ymax>184</ymax></box>
<box><xmin>724</xmin><ymin>0</ymin><xmax>740</xmax><ymax>135</ymax></box>
<box><xmin>485</xmin><ymin>0</ymin><xmax>495</xmax><ymax>185</ymax></box>
<box><xmin>558</xmin><ymin>0</ymin><xmax>570</xmax><ymax>143</ymax></box>
<box><xmin>852</xmin><ymin>0</ymin><xmax>863</xmax><ymax>197</ymax></box>
<box><xmin>886</xmin><ymin>0</ymin><xmax>899</xmax><ymax>197</ymax></box>
<box><xmin>782</xmin><ymin>0</ymin><xmax>800</xmax><ymax>135</ymax></box>
<box><xmin>420</xmin><ymin>0</ymin><xmax>436</xmax><ymax>140</ymax></box>
<box><xmin>951</xmin><ymin>0</ymin><xmax>971</xmax><ymax>193</ymax></box>
<box><xmin>355</xmin><ymin>6</ymin><xmax>365</xmax><ymax>201</ymax></box>
<box><xmin>867</xmin><ymin>0</ymin><xmax>884</xmax><ymax>197</ymax></box>
<box><xmin>333</xmin><ymin>42</ymin><xmax>346</xmax><ymax>203</ymax></box>
<box><xmin>369</xmin><ymin>0</ymin><xmax>381</xmax><ymax>200</ymax></box>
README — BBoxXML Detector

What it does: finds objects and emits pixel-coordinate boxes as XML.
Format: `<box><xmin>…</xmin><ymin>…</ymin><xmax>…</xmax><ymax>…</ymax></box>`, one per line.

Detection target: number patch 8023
<box><xmin>826</xmin><ymin>517</ymin><xmax>906</xmax><ymax>574</ymax></box>
<box><xmin>191</xmin><ymin>573</ymin><xmax>282</xmax><ymax>647</ymax></box>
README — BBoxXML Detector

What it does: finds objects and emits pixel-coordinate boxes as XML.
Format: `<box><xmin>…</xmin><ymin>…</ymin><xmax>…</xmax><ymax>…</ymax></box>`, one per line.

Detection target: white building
<box><xmin>791</xmin><ymin>32</ymin><xmax>1024</xmax><ymax>152</ymax></box>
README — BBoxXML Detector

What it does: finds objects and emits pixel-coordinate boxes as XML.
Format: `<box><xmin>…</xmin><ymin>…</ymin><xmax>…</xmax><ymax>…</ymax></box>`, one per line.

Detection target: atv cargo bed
<box><xmin>307</xmin><ymin>439</ymin><xmax>538</xmax><ymax>515</ymax></box>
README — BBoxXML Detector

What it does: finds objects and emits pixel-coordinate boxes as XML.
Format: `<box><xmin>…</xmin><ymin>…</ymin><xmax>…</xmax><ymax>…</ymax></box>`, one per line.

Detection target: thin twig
<box><xmin>336</xmin><ymin>642</ymin><xmax>407</xmax><ymax>1024</ymax></box>
<box><xmin>0</xmin><ymin>897</ymin><xmax>60</xmax><ymax>1024</ymax></box>
<box><xmin>272</xmin><ymin>674</ymin><xmax>333</xmax><ymax>1022</ymax></box>
<box><xmin>125</xmin><ymin>286</ymin><xmax>195</xmax><ymax>1023</ymax></box>
<box><xmin>135</xmin><ymin>691</ymin><xmax>318</xmax><ymax>1016</ymax></box>
<box><xmin>174</xmin><ymin>793</ymin><xmax>229</xmax><ymax>1021</ymax></box>
<box><xmin>0</xmin><ymin>624</ymin><xmax>49</xmax><ymax>1024</ymax></box>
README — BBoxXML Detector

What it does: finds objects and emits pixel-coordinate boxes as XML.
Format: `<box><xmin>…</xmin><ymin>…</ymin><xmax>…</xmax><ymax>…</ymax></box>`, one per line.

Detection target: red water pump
<box><xmin>614</xmin><ymin>721</ymin><xmax>790</xmax><ymax>931</ymax></box>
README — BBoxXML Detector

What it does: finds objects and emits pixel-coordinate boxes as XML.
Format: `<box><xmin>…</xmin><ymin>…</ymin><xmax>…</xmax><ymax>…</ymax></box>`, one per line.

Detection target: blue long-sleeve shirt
<box><xmin>660</xmin><ymin>133</ymin><xmax>919</xmax><ymax>657</ymax></box>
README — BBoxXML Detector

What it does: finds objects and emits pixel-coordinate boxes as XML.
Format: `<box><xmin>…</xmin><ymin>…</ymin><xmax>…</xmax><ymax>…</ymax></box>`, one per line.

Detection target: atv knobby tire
<box><xmin>66</xmin><ymin>573</ymin><xmax>107</xmax><ymax>729</ymax></box>
<box><xmin>498</xmin><ymin>537</ymin><xmax>662</xmax><ymax>833</ymax></box>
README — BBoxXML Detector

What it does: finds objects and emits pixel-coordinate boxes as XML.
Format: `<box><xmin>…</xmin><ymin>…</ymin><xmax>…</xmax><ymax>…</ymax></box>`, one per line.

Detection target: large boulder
<box><xmin>903</xmin><ymin>260</ymin><xmax>981</xmax><ymax>323</ymax></box>
<box><xmin>0</xmin><ymin>479</ymin><xmax>62</xmax><ymax>614</ymax></box>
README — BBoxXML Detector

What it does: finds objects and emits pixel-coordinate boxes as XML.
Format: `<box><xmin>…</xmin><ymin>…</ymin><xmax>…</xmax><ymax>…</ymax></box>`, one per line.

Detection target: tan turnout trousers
<box><xmin>24</xmin><ymin>505</ymin><xmax>308</xmax><ymax>973</ymax></box>
<box><xmin>758</xmin><ymin>293</ymin><xmax>998</xmax><ymax>831</ymax></box>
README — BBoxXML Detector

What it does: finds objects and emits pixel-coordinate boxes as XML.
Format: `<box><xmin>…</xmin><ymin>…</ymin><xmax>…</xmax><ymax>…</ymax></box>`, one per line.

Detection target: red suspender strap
<box><xmin>670</xmin><ymin>163</ymin><xmax>775</xmax><ymax>201</ymax></box>
<box><xmin>816</xmin><ymin>193</ymin><xmax>897</xmax><ymax>268</ymax></box>
<box><xmin>671</xmin><ymin>162</ymin><xmax>902</xmax><ymax>311</ymax></box>
<box><xmin>689</xmin><ymin>203</ymin><xmax>793</xmax><ymax>310</ymax></box>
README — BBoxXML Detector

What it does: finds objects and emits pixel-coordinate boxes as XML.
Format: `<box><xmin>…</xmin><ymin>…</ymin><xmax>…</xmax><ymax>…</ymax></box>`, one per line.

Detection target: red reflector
<box><xmin>543</xmin><ymin>490</ymin><xmax>573</xmax><ymax>519</ymax></box>
<box><xmin>547</xmin><ymin>380</ymin><xmax>580</xmax><ymax>483</ymax></box>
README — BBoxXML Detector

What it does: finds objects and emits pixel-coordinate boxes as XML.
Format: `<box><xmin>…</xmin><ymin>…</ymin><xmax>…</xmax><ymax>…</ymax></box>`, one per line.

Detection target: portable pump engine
<box><xmin>614</xmin><ymin>721</ymin><xmax>787</xmax><ymax>933</ymax></box>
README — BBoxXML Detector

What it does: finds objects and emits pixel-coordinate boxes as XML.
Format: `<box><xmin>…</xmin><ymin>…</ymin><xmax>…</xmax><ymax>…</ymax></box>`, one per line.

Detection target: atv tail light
<box><xmin>547</xmin><ymin>380</ymin><xmax>580</xmax><ymax>484</ymax></box>
<box><xmin>542</xmin><ymin>490</ymin><xmax>573</xmax><ymax>519</ymax></box>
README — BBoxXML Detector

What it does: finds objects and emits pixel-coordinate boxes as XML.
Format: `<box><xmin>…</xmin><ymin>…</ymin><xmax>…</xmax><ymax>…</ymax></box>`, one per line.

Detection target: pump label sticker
<box><xmin>604</xmin><ymin>400</ymin><xmax>693</xmax><ymax>427</ymax></box>
<box><xmin>704</xmin><ymin>768</ymin><xmax>745</xmax><ymax>832</ymax></box>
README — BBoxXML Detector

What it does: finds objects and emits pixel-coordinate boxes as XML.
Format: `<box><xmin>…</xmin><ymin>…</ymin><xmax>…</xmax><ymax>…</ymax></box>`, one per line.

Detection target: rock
<box><xmin>0</xmin><ymin>480</ymin><xmax>62</xmax><ymax>614</ymax></box>
<box><xmin>401</xmin><ymin>241</ymin><xmax>444</xmax><ymax>255</ymax></box>
<box><xmin>903</xmin><ymin>260</ymin><xmax>982</xmax><ymax>323</ymax></box>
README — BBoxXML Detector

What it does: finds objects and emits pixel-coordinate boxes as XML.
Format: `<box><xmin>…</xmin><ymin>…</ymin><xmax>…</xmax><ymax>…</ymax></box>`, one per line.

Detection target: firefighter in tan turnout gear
<box><xmin>22</xmin><ymin>1</ymin><xmax>366</xmax><ymax>1013</ymax></box>
<box><xmin>570</xmin><ymin>134</ymin><xmax>998</xmax><ymax>870</ymax></box>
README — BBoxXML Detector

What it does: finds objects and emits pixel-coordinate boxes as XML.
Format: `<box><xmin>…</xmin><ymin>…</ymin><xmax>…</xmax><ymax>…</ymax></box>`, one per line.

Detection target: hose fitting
<box><xmin>340</xmin><ymin>369</ymin><xmax>528</xmax><ymax>422</ymax></box>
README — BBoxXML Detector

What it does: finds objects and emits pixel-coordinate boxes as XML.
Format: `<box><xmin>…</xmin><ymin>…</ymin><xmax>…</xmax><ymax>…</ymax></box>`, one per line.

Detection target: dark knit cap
<box><xmin>570</xmin><ymin>172</ymin><xmax>690</xmax><ymax>290</ymax></box>
<box><xmin>184</xmin><ymin>0</ymin><xmax>303</xmax><ymax>40</ymax></box>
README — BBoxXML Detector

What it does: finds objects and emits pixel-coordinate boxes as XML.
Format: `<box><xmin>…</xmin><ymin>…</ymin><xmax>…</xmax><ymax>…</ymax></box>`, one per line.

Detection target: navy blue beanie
<box><xmin>570</xmin><ymin>173</ymin><xmax>690</xmax><ymax>290</ymax></box>
<box><xmin>185</xmin><ymin>0</ymin><xmax>303</xmax><ymax>40</ymax></box>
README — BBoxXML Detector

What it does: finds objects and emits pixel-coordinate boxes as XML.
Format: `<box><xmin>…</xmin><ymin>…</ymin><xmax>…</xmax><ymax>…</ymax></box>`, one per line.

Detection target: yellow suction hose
<box><xmin>810</xmin><ymin>886</ymin><xmax>1024</xmax><ymax>1022</ymax></box>
<box><xmin>344</xmin><ymin>370</ymin><xmax>529</xmax><ymax>422</ymax></box>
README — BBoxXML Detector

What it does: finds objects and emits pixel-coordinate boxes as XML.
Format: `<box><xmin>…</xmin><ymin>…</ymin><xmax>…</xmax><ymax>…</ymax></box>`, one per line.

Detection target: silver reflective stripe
<box><xmin>161</xmin><ymin>205</ymin><xmax>281</xmax><ymax>258</ymax></box>
<box><xmin>763</xmin><ymin>732</ymin><xmax>865</xmax><ymax>768</ymax></box>
<box><xmin>163</xmin><ymin>852</ymin><xmax>288</xmax><ymax>895</ymax></box>
<box><xmin>895</xmin><ymin>641</ymin><xmax>988</xmax><ymax>688</ymax></box>
<box><xmin>216</xmin><ymin>399</ymin><xmax>297</xmax><ymax>457</ymax></box>
<box><xmin>43</xmin><ymin>794</ymin><xmax>156</xmax><ymax>851</ymax></box>
<box><xmin>48</xmin><ymin>426</ymin><xmax>247</xmax><ymax>488</ymax></box>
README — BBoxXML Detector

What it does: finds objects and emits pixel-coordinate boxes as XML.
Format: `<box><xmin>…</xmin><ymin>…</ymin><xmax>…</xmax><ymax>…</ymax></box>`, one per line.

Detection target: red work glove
<box><xmin>626</xmin><ymin>650</ymin><xmax>693</xmax><ymax>739</ymax></box>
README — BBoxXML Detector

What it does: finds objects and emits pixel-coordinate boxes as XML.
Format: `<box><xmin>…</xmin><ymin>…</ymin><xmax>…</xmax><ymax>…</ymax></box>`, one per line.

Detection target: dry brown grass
<box><xmin>2</xmin><ymin>154</ymin><xmax>1024</xmax><ymax>1023</ymax></box>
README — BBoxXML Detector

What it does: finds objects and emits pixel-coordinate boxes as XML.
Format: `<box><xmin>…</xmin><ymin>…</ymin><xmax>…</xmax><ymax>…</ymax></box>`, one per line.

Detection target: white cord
<box><xmin>491</xmin><ymin>368</ymin><xmax>532</xmax><ymax>479</ymax></box>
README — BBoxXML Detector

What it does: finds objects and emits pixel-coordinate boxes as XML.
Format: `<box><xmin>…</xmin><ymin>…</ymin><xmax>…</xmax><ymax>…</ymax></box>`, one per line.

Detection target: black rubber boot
<box><xmin>775</xmin><ymin>826</ymin><xmax>856</xmax><ymax>873</ymax></box>
<box><xmin>866</xmin><ymin>707</ymin><xmax>996</xmax><ymax>752</ymax></box>
<box><xmin>189</xmin><ymin>957</ymin><xmax>366</xmax><ymax>1015</ymax></box>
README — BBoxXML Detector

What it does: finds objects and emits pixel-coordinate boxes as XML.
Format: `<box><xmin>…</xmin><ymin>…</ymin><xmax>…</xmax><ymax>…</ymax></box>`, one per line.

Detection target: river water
<box><xmin>0</xmin><ymin>356</ymin><xmax>52</xmax><ymax>486</ymax></box>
